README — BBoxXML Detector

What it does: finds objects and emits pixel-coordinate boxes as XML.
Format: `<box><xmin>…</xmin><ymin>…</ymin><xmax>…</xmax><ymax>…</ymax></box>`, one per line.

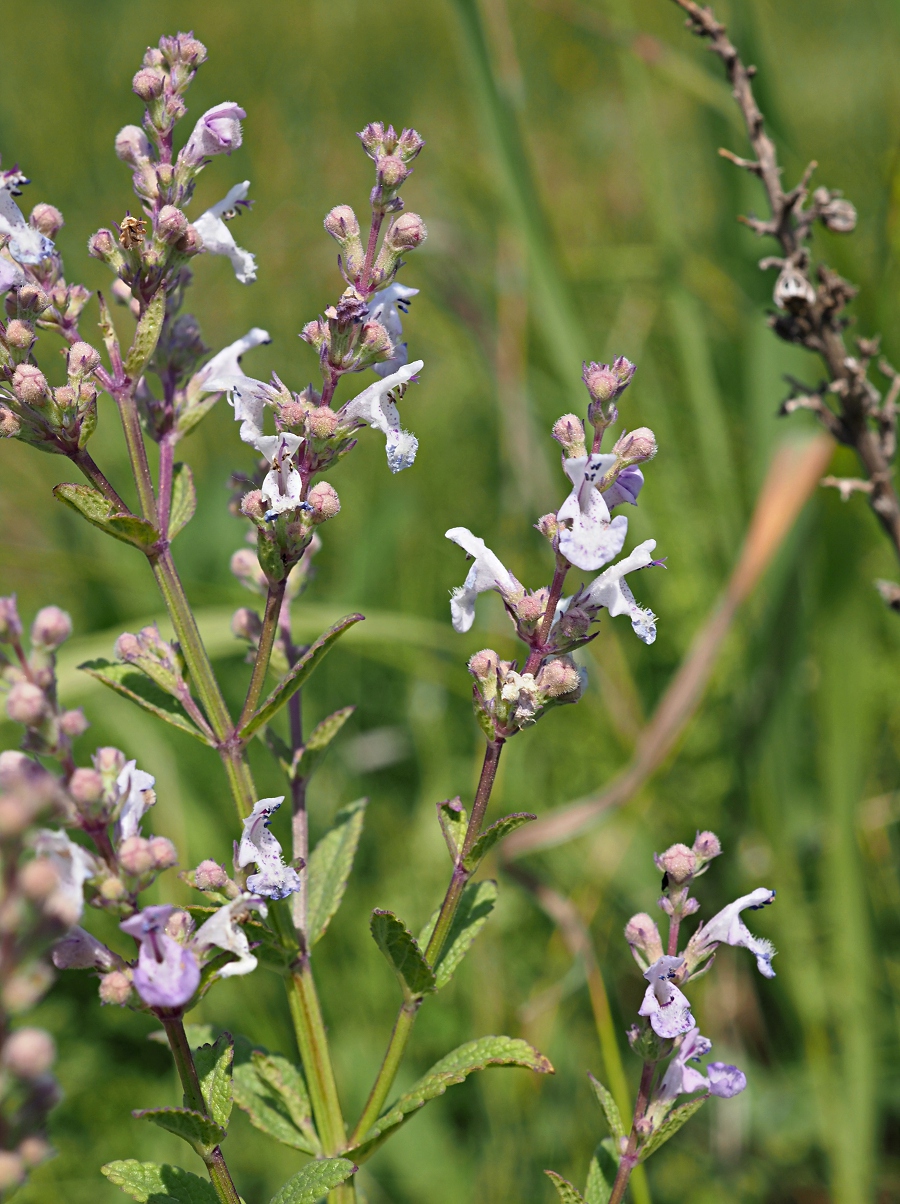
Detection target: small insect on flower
<box><xmin>118</xmin><ymin>214</ymin><xmax>146</xmax><ymax>249</ymax></box>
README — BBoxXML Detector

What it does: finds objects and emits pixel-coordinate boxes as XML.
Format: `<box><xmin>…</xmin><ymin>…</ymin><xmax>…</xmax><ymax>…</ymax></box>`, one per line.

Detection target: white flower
<box><xmin>193</xmin><ymin>327</ymin><xmax>272</xmax><ymax>443</ymax></box>
<box><xmin>638</xmin><ymin>955</ymin><xmax>694</xmax><ymax>1038</ymax></box>
<box><xmin>193</xmin><ymin>894</ymin><xmax>266</xmax><ymax>978</ymax></box>
<box><xmin>445</xmin><ymin>527</ymin><xmax>523</xmax><ymax>634</ymax></box>
<box><xmin>557</xmin><ymin>454</ymin><xmax>629</xmax><ymax>571</ymax></box>
<box><xmin>0</xmin><ymin>187</ymin><xmax>53</xmax><ymax>265</ymax></box>
<box><xmin>368</xmin><ymin>283</ymin><xmax>418</xmax><ymax>378</ymax></box>
<box><xmin>33</xmin><ymin>830</ymin><xmax>99</xmax><ymax>923</ymax></box>
<box><xmin>115</xmin><ymin>759</ymin><xmax>156</xmax><ymax>842</ymax></box>
<box><xmin>579</xmin><ymin>539</ymin><xmax>658</xmax><ymax>644</ymax></box>
<box><xmin>255</xmin><ymin>433</ymin><xmax>306</xmax><ymax>517</ymax></box>
<box><xmin>183</xmin><ymin>103</ymin><xmax>245</xmax><ymax>162</ymax></box>
<box><xmin>339</xmin><ymin>361</ymin><xmax>423</xmax><ymax>473</ymax></box>
<box><xmin>237</xmin><ymin>797</ymin><xmax>302</xmax><ymax>901</ymax></box>
<box><xmin>194</xmin><ymin>181</ymin><xmax>257</xmax><ymax>284</ymax></box>
<box><xmin>693</xmin><ymin>887</ymin><xmax>777</xmax><ymax>978</ymax></box>
<box><xmin>500</xmin><ymin>669</ymin><xmax>541</xmax><ymax>726</ymax></box>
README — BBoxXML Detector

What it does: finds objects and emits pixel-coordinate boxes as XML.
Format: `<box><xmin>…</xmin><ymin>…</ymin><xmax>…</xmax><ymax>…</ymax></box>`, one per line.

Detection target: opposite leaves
<box><xmin>79</xmin><ymin>658</ymin><xmax>213</xmax><ymax>745</ymax></box>
<box><xmin>102</xmin><ymin>1160</ymin><xmax>217</xmax><ymax>1204</ymax></box>
<box><xmin>133</xmin><ymin>1107</ymin><xmax>225</xmax><ymax>1157</ymax></box>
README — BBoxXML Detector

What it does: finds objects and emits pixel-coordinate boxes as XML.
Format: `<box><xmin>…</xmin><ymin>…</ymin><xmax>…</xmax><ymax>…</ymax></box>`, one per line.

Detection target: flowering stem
<box><xmin>361</xmin><ymin>210</ymin><xmax>385</xmax><ymax>293</ymax></box>
<box><xmin>159</xmin><ymin>1014</ymin><xmax>241</xmax><ymax>1204</ymax></box>
<box><xmin>608</xmin><ymin>1059</ymin><xmax>656</xmax><ymax>1204</ymax></box>
<box><xmin>113</xmin><ymin>383</ymin><xmax>158</xmax><ymax>526</ymax></box>
<box><xmin>69</xmin><ymin>448</ymin><xmax>130</xmax><ymax>512</ymax></box>
<box><xmin>523</xmin><ymin>558</ymin><xmax>569</xmax><ymax>675</ymax></box>
<box><xmin>284</xmin><ymin>963</ymin><xmax>347</xmax><ymax>1154</ymax></box>
<box><xmin>667</xmin><ymin>915</ymin><xmax>681</xmax><ymax>958</ymax></box>
<box><xmin>350</xmin><ymin>740</ymin><xmax>505</xmax><ymax>1143</ymax></box>
<box><xmin>157</xmin><ymin>429</ymin><xmax>177</xmax><ymax>538</ymax></box>
<box><xmin>282</xmin><ymin>617</ymin><xmax>310</xmax><ymax>936</ymax></box>
<box><xmin>238</xmin><ymin>579</ymin><xmax>287</xmax><ymax>733</ymax></box>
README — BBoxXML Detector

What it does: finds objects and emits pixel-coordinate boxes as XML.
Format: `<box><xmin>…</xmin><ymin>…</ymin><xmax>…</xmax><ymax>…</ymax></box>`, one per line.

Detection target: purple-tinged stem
<box><xmin>238</xmin><ymin>579</ymin><xmax>287</xmax><ymax>734</ymax></box>
<box><xmin>157</xmin><ymin>430</ymin><xmax>177</xmax><ymax>540</ymax></box>
<box><xmin>360</xmin><ymin>210</ymin><xmax>385</xmax><ymax>294</ymax></box>
<box><xmin>69</xmin><ymin>448</ymin><xmax>130</xmax><ymax>513</ymax></box>
<box><xmin>608</xmin><ymin>1059</ymin><xmax>656</xmax><ymax>1204</ymax></box>
<box><xmin>523</xmin><ymin>558</ymin><xmax>570</xmax><ymax>676</ymax></box>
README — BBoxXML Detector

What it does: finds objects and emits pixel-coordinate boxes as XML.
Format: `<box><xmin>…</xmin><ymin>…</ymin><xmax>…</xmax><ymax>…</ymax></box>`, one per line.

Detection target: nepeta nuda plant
<box><xmin>0</xmin><ymin>21</ymin><xmax>763</xmax><ymax>1204</ymax></box>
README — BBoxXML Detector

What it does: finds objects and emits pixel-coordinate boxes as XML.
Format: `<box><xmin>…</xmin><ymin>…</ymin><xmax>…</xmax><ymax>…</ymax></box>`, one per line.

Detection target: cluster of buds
<box><xmin>0</xmin><ymin>598</ymin><xmax>87</xmax><ymax>764</ymax></box>
<box><xmin>0</xmin><ymin>340</ymin><xmax>101</xmax><ymax>455</ymax></box>
<box><xmin>581</xmin><ymin>356</ymin><xmax>637</xmax><ymax>447</ymax></box>
<box><xmin>466</xmin><ymin>649</ymin><xmax>584</xmax><ymax>737</ymax></box>
<box><xmin>357</xmin><ymin>123</ymin><xmax>425</xmax><ymax>218</ymax></box>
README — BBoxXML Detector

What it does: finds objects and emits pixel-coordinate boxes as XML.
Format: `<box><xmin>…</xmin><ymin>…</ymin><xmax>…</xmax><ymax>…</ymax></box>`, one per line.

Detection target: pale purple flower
<box><xmin>692</xmin><ymin>887</ymin><xmax>777</xmax><ymax>978</ymax></box>
<box><xmin>657</xmin><ymin>1026</ymin><xmax>747</xmax><ymax>1101</ymax></box>
<box><xmin>254</xmin><ymin>433</ymin><xmax>306</xmax><ymax>518</ymax></box>
<box><xmin>193</xmin><ymin>894</ymin><xmax>266</xmax><ymax>978</ymax></box>
<box><xmin>0</xmin><ymin>186</ymin><xmax>53</xmax><ymax>265</ymax></box>
<box><xmin>115</xmin><ymin>759</ymin><xmax>155</xmax><ymax>842</ymax></box>
<box><xmin>339</xmin><ymin>360</ymin><xmax>423</xmax><ymax>472</ymax></box>
<box><xmin>237</xmin><ymin>797</ymin><xmax>302</xmax><ymax>900</ymax></box>
<box><xmin>193</xmin><ymin>181</ymin><xmax>257</xmax><ymax>283</ymax></box>
<box><xmin>33</xmin><ymin>830</ymin><xmax>99</xmax><ymax>922</ymax></box>
<box><xmin>445</xmin><ymin>527</ymin><xmax>524</xmax><ymax>633</ymax></box>
<box><xmin>603</xmin><ymin>465</ymin><xmax>644</xmax><ymax>509</ymax></box>
<box><xmin>557</xmin><ymin>454</ymin><xmax>629</xmax><ymax>571</ymax></box>
<box><xmin>0</xmin><ymin>255</ymin><xmax>24</xmax><ymax>295</ymax></box>
<box><xmin>368</xmin><ymin>283</ymin><xmax>418</xmax><ymax>378</ymax></box>
<box><xmin>639</xmin><ymin>955</ymin><xmax>694</xmax><ymax>1038</ymax></box>
<box><xmin>120</xmin><ymin>905</ymin><xmax>200</xmax><ymax>1009</ymax></box>
<box><xmin>706</xmin><ymin>1062</ymin><xmax>747</xmax><ymax>1098</ymax></box>
<box><xmin>578</xmin><ymin>539</ymin><xmax>658</xmax><ymax>644</ymax></box>
<box><xmin>183</xmin><ymin>102</ymin><xmax>246</xmax><ymax>162</ymax></box>
<box><xmin>51</xmin><ymin>926</ymin><xmax>118</xmax><ymax>971</ymax></box>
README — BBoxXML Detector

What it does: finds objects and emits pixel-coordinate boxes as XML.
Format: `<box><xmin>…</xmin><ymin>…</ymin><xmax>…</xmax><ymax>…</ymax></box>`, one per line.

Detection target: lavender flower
<box><xmin>193</xmin><ymin>894</ymin><xmax>265</xmax><ymax>978</ymax></box>
<box><xmin>638</xmin><ymin>955</ymin><xmax>694</xmax><ymax>1038</ymax></box>
<box><xmin>688</xmin><ymin>887</ymin><xmax>777</xmax><ymax>978</ymax></box>
<box><xmin>193</xmin><ymin>181</ymin><xmax>257</xmax><ymax>283</ymax></box>
<box><xmin>557</xmin><ymin>454</ymin><xmax>629</xmax><ymax>571</ymax></box>
<box><xmin>657</xmin><ymin>1026</ymin><xmax>746</xmax><ymax>1100</ymax></box>
<box><xmin>706</xmin><ymin>1062</ymin><xmax>747</xmax><ymax>1098</ymax></box>
<box><xmin>33</xmin><ymin>831</ymin><xmax>99</xmax><ymax>923</ymax></box>
<box><xmin>114</xmin><ymin>759</ymin><xmax>156</xmax><ymax>842</ymax></box>
<box><xmin>237</xmin><ymin>797</ymin><xmax>302</xmax><ymax>900</ymax></box>
<box><xmin>182</xmin><ymin>102</ymin><xmax>246</xmax><ymax>162</ymax></box>
<box><xmin>603</xmin><ymin>465</ymin><xmax>644</xmax><ymax>509</ymax></box>
<box><xmin>0</xmin><ymin>256</ymin><xmax>24</xmax><ymax>295</ymax></box>
<box><xmin>51</xmin><ymin>927</ymin><xmax>118</xmax><ymax>971</ymax></box>
<box><xmin>0</xmin><ymin>186</ymin><xmax>53</xmax><ymax>265</ymax></box>
<box><xmin>120</xmin><ymin>905</ymin><xmax>200</xmax><ymax>1009</ymax></box>
<box><xmin>368</xmin><ymin>283</ymin><xmax>418</xmax><ymax>378</ymax></box>
<box><xmin>339</xmin><ymin>361</ymin><xmax>423</xmax><ymax>473</ymax></box>
<box><xmin>445</xmin><ymin>528</ymin><xmax>524</xmax><ymax>633</ymax></box>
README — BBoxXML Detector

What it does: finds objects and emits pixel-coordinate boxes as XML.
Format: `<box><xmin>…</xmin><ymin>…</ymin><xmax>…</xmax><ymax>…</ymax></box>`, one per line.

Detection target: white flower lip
<box><xmin>194</xmin><ymin>181</ymin><xmax>257</xmax><ymax>284</ymax></box>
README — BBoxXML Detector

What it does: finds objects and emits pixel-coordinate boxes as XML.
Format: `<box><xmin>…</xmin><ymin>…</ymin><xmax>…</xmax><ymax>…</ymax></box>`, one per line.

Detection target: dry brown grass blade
<box><xmin>503</xmin><ymin>434</ymin><xmax>836</xmax><ymax>857</ymax></box>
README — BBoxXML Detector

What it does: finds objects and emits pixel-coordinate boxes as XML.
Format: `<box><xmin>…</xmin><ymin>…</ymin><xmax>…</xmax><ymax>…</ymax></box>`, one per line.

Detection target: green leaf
<box><xmin>437</xmin><ymin>797</ymin><xmax>467</xmax><ymax>862</ymax></box>
<box><xmin>176</xmin><ymin>391</ymin><xmax>220</xmax><ymax>439</ymax></box>
<box><xmin>585</xmin><ymin>1143</ymin><xmax>615</xmax><ymax>1204</ymax></box>
<box><xmin>349</xmin><ymin>1035</ymin><xmax>553</xmax><ymax>1160</ymax></box>
<box><xmin>54</xmin><ymin>482</ymin><xmax>160</xmax><ymax>550</ymax></box>
<box><xmin>371</xmin><ymin>910</ymin><xmax>436</xmax><ymax>999</ymax></box>
<box><xmin>133</xmin><ymin>1107</ymin><xmax>225</xmax><ymax>1156</ymax></box>
<box><xmin>545</xmin><ymin>1171</ymin><xmax>585</xmax><ymax>1203</ymax></box>
<box><xmin>307</xmin><ymin>798</ymin><xmax>367</xmax><ymax>946</ymax></box>
<box><xmin>168</xmin><ymin>463</ymin><xmax>197</xmax><ymax>541</ymax></box>
<box><xmin>269</xmin><ymin>1158</ymin><xmax>357</xmax><ymax>1204</ymax></box>
<box><xmin>418</xmin><ymin>879</ymin><xmax>498</xmax><ymax>989</ymax></box>
<box><xmin>462</xmin><ymin>812</ymin><xmax>535</xmax><ymax>872</ymax></box>
<box><xmin>241</xmin><ymin>613</ymin><xmax>365</xmax><ymax>737</ymax></box>
<box><xmin>101</xmin><ymin>1160</ymin><xmax>217</xmax><ymax>1204</ymax></box>
<box><xmin>193</xmin><ymin>1033</ymin><xmax>233</xmax><ymax>1129</ymax></box>
<box><xmin>125</xmin><ymin>288</ymin><xmax>166</xmax><ymax>381</ymax></box>
<box><xmin>78</xmin><ymin>659</ymin><xmax>212</xmax><ymax>745</ymax></box>
<box><xmin>587</xmin><ymin>1073</ymin><xmax>626</xmax><ymax>1142</ymax></box>
<box><xmin>232</xmin><ymin>1049</ymin><xmax>320</xmax><ymax>1155</ymax></box>
<box><xmin>293</xmin><ymin>705</ymin><xmax>355</xmax><ymax>782</ymax></box>
<box><xmin>637</xmin><ymin>1095</ymin><xmax>707</xmax><ymax>1162</ymax></box>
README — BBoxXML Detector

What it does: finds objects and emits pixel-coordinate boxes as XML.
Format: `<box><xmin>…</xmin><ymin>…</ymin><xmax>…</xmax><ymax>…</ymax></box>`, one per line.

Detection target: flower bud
<box><xmin>0</xmin><ymin>596</ymin><xmax>22</xmax><ymax>642</ymax></box>
<box><xmin>15</xmin><ymin>284</ymin><xmax>51</xmax><ymax>316</ymax></box>
<box><xmin>148</xmin><ymin>836</ymin><xmax>178</xmax><ymax>870</ymax></box>
<box><xmin>5</xmin><ymin>319</ymin><xmax>34</xmax><ymax>351</ymax></box>
<box><xmin>358</xmin><ymin>321</ymin><xmax>393</xmax><ymax>361</ymax></box>
<box><xmin>551</xmin><ymin>414</ymin><xmax>586</xmax><ymax>458</ymax></box>
<box><xmin>3</xmin><ymin>1028</ymin><xmax>55</xmax><ymax>1079</ymax></box>
<box><xmin>99</xmin><ymin>877</ymin><xmax>127</xmax><ymax>902</ymax></box>
<box><xmin>613</xmin><ymin>426</ymin><xmax>657</xmax><ymax>465</ymax></box>
<box><xmin>324</xmin><ymin>205</ymin><xmax>360</xmax><ymax>242</ymax></box>
<box><xmin>300</xmin><ymin>319</ymin><xmax>328</xmax><ymax>350</ymax></box>
<box><xmin>307</xmin><ymin>481</ymin><xmax>341</xmax><ymax>522</ymax></box>
<box><xmin>0</xmin><ymin>1153</ymin><xmax>24</xmax><ymax>1192</ymax></box>
<box><xmin>88</xmin><ymin>229</ymin><xmax>121</xmax><ymax>264</ymax></box>
<box><xmin>582</xmin><ymin>357</ymin><xmax>636</xmax><ymax>404</ymax></box>
<box><xmin>624</xmin><ymin>913</ymin><xmax>665</xmax><ymax>967</ymax></box>
<box><xmin>307</xmin><ymin>406</ymin><xmax>339</xmax><ymax>438</ymax></box>
<box><xmin>20</xmin><ymin>858</ymin><xmax>60</xmax><ymax>902</ymax></box>
<box><xmin>230</xmin><ymin>548</ymin><xmax>267</xmax><ymax>594</ymax></box>
<box><xmin>241</xmin><ymin>491</ymin><xmax>267</xmax><ymax>522</ymax></box>
<box><xmin>165</xmin><ymin>909</ymin><xmax>193</xmax><ymax>941</ymax></box>
<box><xmin>99</xmin><ymin>969</ymin><xmax>133</xmax><ymax>1005</ymax></box>
<box><xmin>115</xmin><ymin>124</ymin><xmax>153</xmax><ymax>166</ymax></box>
<box><xmin>29</xmin><ymin>203</ymin><xmax>64</xmax><ymax>238</ymax></box>
<box><xmin>535</xmin><ymin>513</ymin><xmax>558</xmax><ymax>542</ymax></box>
<box><xmin>231</xmin><ymin>607</ymin><xmax>262</xmax><ymax>644</ymax></box>
<box><xmin>377</xmin><ymin>155</ymin><xmax>409</xmax><ymax>189</ymax></box>
<box><xmin>67</xmin><ymin>343</ymin><xmax>100</xmax><ymax>379</ymax></box>
<box><xmin>0</xmin><ymin>798</ymin><xmax>31</xmax><ymax>838</ymax></box>
<box><xmin>30</xmin><ymin>606</ymin><xmax>72</xmax><ymax>651</ymax></box>
<box><xmin>118</xmin><ymin>836</ymin><xmax>155</xmax><ymax>877</ymax></box>
<box><xmin>468</xmin><ymin>649</ymin><xmax>500</xmax><ymax>705</ymax></box>
<box><xmin>654</xmin><ymin>842</ymin><xmax>697</xmax><ymax>885</ymax></box>
<box><xmin>515</xmin><ymin>594</ymin><xmax>545</xmax><ymax>624</ymax></box>
<box><xmin>0</xmin><ymin>407</ymin><xmax>20</xmax><ymax>438</ymax></box>
<box><xmin>6</xmin><ymin>682</ymin><xmax>47</xmax><ymax>727</ymax></box>
<box><xmin>385</xmin><ymin>212</ymin><xmax>427</xmax><ymax>251</ymax></box>
<box><xmin>68</xmin><ymin>767</ymin><xmax>103</xmax><ymax>807</ymax></box>
<box><xmin>60</xmin><ymin>709</ymin><xmax>89</xmax><ymax>738</ymax></box>
<box><xmin>195</xmin><ymin>859</ymin><xmax>228</xmax><ymax>891</ymax></box>
<box><xmin>156</xmin><ymin>205</ymin><xmax>189</xmax><ymax>244</ymax></box>
<box><xmin>537</xmin><ymin>657</ymin><xmax>581</xmax><ymax>698</ymax></box>
<box><xmin>132</xmin><ymin>67</ymin><xmax>165</xmax><ymax>100</ymax></box>
<box><xmin>11</xmin><ymin>364</ymin><xmax>46</xmax><ymax>407</ymax></box>
<box><xmin>397</xmin><ymin>127</ymin><xmax>425</xmax><ymax>163</ymax></box>
<box><xmin>18</xmin><ymin>1137</ymin><xmax>52</xmax><ymax>1169</ymax></box>
<box><xmin>692</xmin><ymin>829</ymin><xmax>722</xmax><ymax>863</ymax></box>
<box><xmin>94</xmin><ymin>746</ymin><xmax>126</xmax><ymax>777</ymax></box>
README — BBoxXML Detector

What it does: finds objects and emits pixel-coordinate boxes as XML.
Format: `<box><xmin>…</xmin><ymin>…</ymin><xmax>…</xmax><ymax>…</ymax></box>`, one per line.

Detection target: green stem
<box><xmin>349</xmin><ymin>1002</ymin><xmax>419</xmax><ymax>1146</ymax></box>
<box><xmin>113</xmin><ymin>383</ymin><xmax>158</xmax><ymax>525</ymax></box>
<box><xmin>608</xmin><ymin>1060</ymin><xmax>656</xmax><ymax>1204</ymax></box>
<box><xmin>239</xmin><ymin>579</ymin><xmax>287</xmax><ymax>733</ymax></box>
<box><xmin>285</xmin><ymin>964</ymin><xmax>347</xmax><ymax>1154</ymax></box>
<box><xmin>69</xmin><ymin>448</ymin><xmax>130</xmax><ymax>512</ymax></box>
<box><xmin>160</xmin><ymin>1015</ymin><xmax>241</xmax><ymax>1204</ymax></box>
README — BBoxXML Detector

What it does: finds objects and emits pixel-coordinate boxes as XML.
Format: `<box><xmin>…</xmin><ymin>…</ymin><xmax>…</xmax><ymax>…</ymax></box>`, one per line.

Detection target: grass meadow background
<box><xmin>2</xmin><ymin>0</ymin><xmax>900</xmax><ymax>1200</ymax></box>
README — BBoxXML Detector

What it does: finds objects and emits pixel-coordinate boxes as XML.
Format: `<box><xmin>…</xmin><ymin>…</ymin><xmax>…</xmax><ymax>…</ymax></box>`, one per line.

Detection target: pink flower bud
<box><xmin>624</xmin><ymin>913</ymin><xmax>664</xmax><ymax>965</ymax></box>
<box><xmin>241</xmin><ymin>491</ymin><xmax>267</xmax><ymax>521</ymax></box>
<box><xmin>15</xmin><ymin>284</ymin><xmax>50</xmax><ymax>315</ymax></box>
<box><xmin>3</xmin><ymin>1028</ymin><xmax>55</xmax><ymax>1079</ymax></box>
<box><xmin>468</xmin><ymin>649</ymin><xmax>500</xmax><ymax>686</ymax></box>
<box><xmin>692</xmin><ymin>830</ymin><xmax>722</xmax><ymax>863</ymax></box>
<box><xmin>93</xmin><ymin>746</ymin><xmax>126</xmax><ymax>777</ymax></box>
<box><xmin>324</xmin><ymin>205</ymin><xmax>360</xmax><ymax>242</ymax></box>
<box><xmin>385</xmin><ymin>212</ymin><xmax>427</xmax><ymax>251</ymax></box>
<box><xmin>231</xmin><ymin>607</ymin><xmax>262</xmax><ymax>643</ymax></box>
<box><xmin>20</xmin><ymin>858</ymin><xmax>60</xmax><ymax>902</ymax></box>
<box><xmin>0</xmin><ymin>407</ymin><xmax>20</xmax><ymax>438</ymax></box>
<box><xmin>132</xmin><ymin>67</ymin><xmax>165</xmax><ymax>100</ymax></box>
<box><xmin>11</xmin><ymin>364</ymin><xmax>47</xmax><ymax>406</ymax></box>
<box><xmin>88</xmin><ymin>229</ymin><xmax>117</xmax><ymax>260</ymax></box>
<box><xmin>30</xmin><ymin>606</ymin><xmax>72</xmax><ymax>651</ymax></box>
<box><xmin>6</xmin><ymin>682</ymin><xmax>47</xmax><ymax>727</ymax></box>
<box><xmin>5</xmin><ymin>320</ymin><xmax>34</xmax><ymax>351</ymax></box>
<box><xmin>18</xmin><ymin>1137</ymin><xmax>52</xmax><ymax>1169</ymax></box>
<box><xmin>654</xmin><ymin>842</ymin><xmax>697</xmax><ymax>884</ymax></box>
<box><xmin>118</xmin><ymin>836</ymin><xmax>154</xmax><ymax>877</ymax></box>
<box><xmin>29</xmin><ymin>203</ymin><xmax>64</xmax><ymax>238</ymax></box>
<box><xmin>149</xmin><ymin>836</ymin><xmax>178</xmax><ymax>870</ymax></box>
<box><xmin>514</xmin><ymin>593</ymin><xmax>545</xmax><ymax>625</ymax></box>
<box><xmin>114</xmin><ymin>124</ymin><xmax>153</xmax><ymax>166</ymax></box>
<box><xmin>230</xmin><ymin>549</ymin><xmax>266</xmax><ymax>593</ymax></box>
<box><xmin>359</xmin><ymin>321</ymin><xmax>392</xmax><ymax>357</ymax></box>
<box><xmin>195</xmin><ymin>859</ymin><xmax>228</xmax><ymax>891</ymax></box>
<box><xmin>377</xmin><ymin>155</ymin><xmax>409</xmax><ymax>189</ymax></box>
<box><xmin>0</xmin><ymin>798</ymin><xmax>31</xmax><ymax>837</ymax></box>
<box><xmin>300</xmin><ymin>319</ymin><xmax>328</xmax><ymax>349</ymax></box>
<box><xmin>307</xmin><ymin>406</ymin><xmax>339</xmax><ymax>438</ymax></box>
<box><xmin>613</xmin><ymin>426</ymin><xmax>657</xmax><ymax>465</ymax></box>
<box><xmin>397</xmin><ymin>127</ymin><xmax>425</xmax><ymax>162</ymax></box>
<box><xmin>582</xmin><ymin>357</ymin><xmax>635</xmax><ymax>404</ymax></box>
<box><xmin>307</xmin><ymin>481</ymin><xmax>341</xmax><ymax>522</ymax></box>
<box><xmin>99</xmin><ymin>970</ymin><xmax>133</xmax><ymax>1006</ymax></box>
<box><xmin>59</xmin><ymin>708</ymin><xmax>89</xmax><ymax>738</ymax></box>
<box><xmin>535</xmin><ymin>513</ymin><xmax>559</xmax><ymax>542</ymax></box>
<box><xmin>99</xmin><ymin>877</ymin><xmax>127</xmax><ymax>902</ymax></box>
<box><xmin>183</xmin><ymin>102</ymin><xmax>246</xmax><ymax>162</ymax></box>
<box><xmin>67</xmin><ymin>343</ymin><xmax>100</xmax><ymax>377</ymax></box>
<box><xmin>0</xmin><ymin>1153</ymin><xmax>24</xmax><ymax>1192</ymax></box>
<box><xmin>157</xmin><ymin>205</ymin><xmax>189</xmax><ymax>244</ymax></box>
<box><xmin>0</xmin><ymin>597</ymin><xmax>22</xmax><ymax>642</ymax></box>
<box><xmin>551</xmin><ymin>414</ymin><xmax>587</xmax><ymax>458</ymax></box>
<box><xmin>537</xmin><ymin>657</ymin><xmax>581</xmax><ymax>698</ymax></box>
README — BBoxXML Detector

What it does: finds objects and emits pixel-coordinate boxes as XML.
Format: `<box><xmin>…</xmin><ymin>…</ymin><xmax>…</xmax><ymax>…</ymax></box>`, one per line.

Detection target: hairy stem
<box><xmin>157</xmin><ymin>429</ymin><xmax>177</xmax><ymax>539</ymax></box>
<box><xmin>69</xmin><ymin>448</ymin><xmax>130</xmax><ymax>512</ymax></box>
<box><xmin>609</xmin><ymin>1059</ymin><xmax>656</xmax><ymax>1204</ymax></box>
<box><xmin>285</xmin><ymin>964</ymin><xmax>347</xmax><ymax>1154</ymax></box>
<box><xmin>523</xmin><ymin>559</ymin><xmax>569</xmax><ymax>675</ymax></box>
<box><xmin>159</xmin><ymin>1015</ymin><xmax>241</xmax><ymax>1204</ymax></box>
<box><xmin>113</xmin><ymin>383</ymin><xmax>158</xmax><ymax>526</ymax></box>
<box><xmin>361</xmin><ymin>210</ymin><xmax>385</xmax><ymax>294</ymax></box>
<box><xmin>349</xmin><ymin>1001</ymin><xmax>419</xmax><ymax>1147</ymax></box>
<box><xmin>238</xmin><ymin>579</ymin><xmax>287</xmax><ymax>733</ymax></box>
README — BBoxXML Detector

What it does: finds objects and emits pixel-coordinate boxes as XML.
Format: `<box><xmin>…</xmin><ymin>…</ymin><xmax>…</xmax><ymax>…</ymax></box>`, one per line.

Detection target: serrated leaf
<box><xmin>176</xmin><ymin>390</ymin><xmax>220</xmax><ymax>438</ymax></box>
<box><xmin>78</xmin><ymin>659</ymin><xmax>212</xmax><ymax>745</ymax></box>
<box><xmin>418</xmin><ymin>879</ymin><xmax>498</xmax><ymax>989</ymax></box>
<box><xmin>293</xmin><ymin>706</ymin><xmax>355</xmax><ymax>782</ymax></box>
<box><xmin>269</xmin><ymin>1157</ymin><xmax>357</xmax><ymax>1204</ymax></box>
<box><xmin>349</xmin><ymin>1035</ymin><xmax>553</xmax><ymax>1160</ymax></box>
<box><xmin>637</xmin><ymin>1095</ymin><xmax>707</xmax><ymax>1162</ymax></box>
<box><xmin>133</xmin><ymin>1107</ymin><xmax>225</xmax><ymax>1156</ymax></box>
<box><xmin>371</xmin><ymin>910</ymin><xmax>436</xmax><ymax>999</ymax></box>
<box><xmin>169</xmin><ymin>463</ymin><xmax>197</xmax><ymax>541</ymax></box>
<box><xmin>307</xmin><ymin>798</ymin><xmax>367</xmax><ymax>946</ymax></box>
<box><xmin>241</xmin><ymin>614</ymin><xmax>365</xmax><ymax>737</ymax></box>
<box><xmin>585</xmin><ymin>1143</ymin><xmax>615</xmax><ymax>1204</ymax></box>
<box><xmin>588</xmin><ymin>1073</ymin><xmax>626</xmax><ymax>1142</ymax></box>
<box><xmin>437</xmin><ymin>797</ymin><xmax>467</xmax><ymax>862</ymax></box>
<box><xmin>101</xmin><ymin>1160</ymin><xmax>217</xmax><ymax>1204</ymax></box>
<box><xmin>462</xmin><ymin>812</ymin><xmax>535</xmax><ymax>872</ymax></box>
<box><xmin>125</xmin><ymin>288</ymin><xmax>166</xmax><ymax>381</ymax></box>
<box><xmin>545</xmin><ymin>1171</ymin><xmax>585</xmax><ymax>1203</ymax></box>
<box><xmin>193</xmin><ymin>1033</ymin><xmax>233</xmax><ymax>1129</ymax></box>
<box><xmin>232</xmin><ymin>1042</ymin><xmax>319</xmax><ymax>1155</ymax></box>
<box><xmin>54</xmin><ymin>482</ymin><xmax>160</xmax><ymax>550</ymax></box>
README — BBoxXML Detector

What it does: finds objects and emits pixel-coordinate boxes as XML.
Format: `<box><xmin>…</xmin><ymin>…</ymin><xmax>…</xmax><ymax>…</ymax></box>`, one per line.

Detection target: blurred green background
<box><xmin>2</xmin><ymin>0</ymin><xmax>900</xmax><ymax>1200</ymax></box>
